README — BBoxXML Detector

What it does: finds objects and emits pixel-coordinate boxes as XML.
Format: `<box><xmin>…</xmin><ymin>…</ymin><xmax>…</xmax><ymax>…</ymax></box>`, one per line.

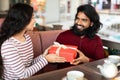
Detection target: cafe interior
<box><xmin>1</xmin><ymin>0</ymin><xmax>120</xmax><ymax>80</ymax></box>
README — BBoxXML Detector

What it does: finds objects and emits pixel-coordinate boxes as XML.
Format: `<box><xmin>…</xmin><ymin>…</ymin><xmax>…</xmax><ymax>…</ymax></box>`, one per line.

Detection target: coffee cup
<box><xmin>67</xmin><ymin>70</ymin><xmax>84</xmax><ymax>80</ymax></box>
<box><xmin>108</xmin><ymin>55</ymin><xmax>120</xmax><ymax>64</ymax></box>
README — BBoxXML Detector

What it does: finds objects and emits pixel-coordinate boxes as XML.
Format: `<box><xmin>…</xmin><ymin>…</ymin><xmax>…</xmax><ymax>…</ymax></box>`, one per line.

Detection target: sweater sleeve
<box><xmin>33</xmin><ymin>54</ymin><xmax>48</xmax><ymax>65</ymax></box>
<box><xmin>1</xmin><ymin>43</ymin><xmax>48</xmax><ymax>79</ymax></box>
<box><xmin>56</xmin><ymin>33</ymin><xmax>63</xmax><ymax>43</ymax></box>
<box><xmin>56</xmin><ymin>32</ymin><xmax>67</xmax><ymax>44</ymax></box>
<box><xmin>89</xmin><ymin>37</ymin><xmax>106</xmax><ymax>61</ymax></box>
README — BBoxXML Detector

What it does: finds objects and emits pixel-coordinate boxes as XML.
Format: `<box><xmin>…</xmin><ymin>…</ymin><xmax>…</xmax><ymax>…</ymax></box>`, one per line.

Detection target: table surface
<box><xmin>23</xmin><ymin>58</ymin><xmax>120</xmax><ymax>80</ymax></box>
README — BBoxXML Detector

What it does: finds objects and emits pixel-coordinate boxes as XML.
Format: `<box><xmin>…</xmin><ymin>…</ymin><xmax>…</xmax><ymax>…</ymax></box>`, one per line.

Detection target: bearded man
<box><xmin>56</xmin><ymin>4</ymin><xmax>106</xmax><ymax>69</ymax></box>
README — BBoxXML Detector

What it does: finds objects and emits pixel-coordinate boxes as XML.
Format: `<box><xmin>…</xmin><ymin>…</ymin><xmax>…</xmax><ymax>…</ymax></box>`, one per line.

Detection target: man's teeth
<box><xmin>77</xmin><ymin>25</ymin><xmax>83</xmax><ymax>29</ymax></box>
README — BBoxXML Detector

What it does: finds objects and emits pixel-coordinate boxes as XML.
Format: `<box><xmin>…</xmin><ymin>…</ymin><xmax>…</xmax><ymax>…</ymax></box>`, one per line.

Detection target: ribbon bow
<box><xmin>53</xmin><ymin>42</ymin><xmax>77</xmax><ymax>56</ymax></box>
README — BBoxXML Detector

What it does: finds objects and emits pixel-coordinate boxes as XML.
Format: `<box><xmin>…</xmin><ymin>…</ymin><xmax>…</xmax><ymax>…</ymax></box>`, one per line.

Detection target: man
<box><xmin>56</xmin><ymin>4</ymin><xmax>106</xmax><ymax>68</ymax></box>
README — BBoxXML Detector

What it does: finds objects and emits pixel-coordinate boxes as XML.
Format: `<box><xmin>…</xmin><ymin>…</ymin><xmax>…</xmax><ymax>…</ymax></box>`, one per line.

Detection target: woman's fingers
<box><xmin>43</xmin><ymin>46</ymin><xmax>52</xmax><ymax>56</ymax></box>
<box><xmin>45</xmin><ymin>54</ymin><xmax>66</xmax><ymax>63</ymax></box>
<box><xmin>53</xmin><ymin>56</ymin><xmax>66</xmax><ymax>62</ymax></box>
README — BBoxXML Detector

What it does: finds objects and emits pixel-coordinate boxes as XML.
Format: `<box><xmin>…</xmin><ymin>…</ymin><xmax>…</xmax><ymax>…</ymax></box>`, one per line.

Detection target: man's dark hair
<box><xmin>71</xmin><ymin>4</ymin><xmax>102</xmax><ymax>39</ymax></box>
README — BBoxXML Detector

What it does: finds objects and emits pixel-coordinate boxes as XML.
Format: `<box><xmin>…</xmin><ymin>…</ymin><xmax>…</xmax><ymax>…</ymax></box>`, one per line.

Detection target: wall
<box><xmin>45</xmin><ymin>0</ymin><xmax>60</xmax><ymax>23</ymax></box>
<box><xmin>0</xmin><ymin>0</ymin><xmax>9</xmax><ymax>11</ymax></box>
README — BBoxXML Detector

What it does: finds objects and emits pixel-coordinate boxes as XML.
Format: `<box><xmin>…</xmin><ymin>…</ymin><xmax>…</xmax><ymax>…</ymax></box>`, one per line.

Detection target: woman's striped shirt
<box><xmin>1</xmin><ymin>34</ymin><xmax>48</xmax><ymax>80</ymax></box>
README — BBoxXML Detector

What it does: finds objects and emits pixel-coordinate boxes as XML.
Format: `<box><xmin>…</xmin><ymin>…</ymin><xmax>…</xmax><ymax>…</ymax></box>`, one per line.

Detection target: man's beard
<box><xmin>72</xmin><ymin>24</ymin><xmax>89</xmax><ymax>36</ymax></box>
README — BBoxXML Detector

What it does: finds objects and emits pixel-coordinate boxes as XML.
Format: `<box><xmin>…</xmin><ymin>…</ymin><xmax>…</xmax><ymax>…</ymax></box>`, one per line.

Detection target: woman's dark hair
<box><xmin>71</xmin><ymin>4</ymin><xmax>102</xmax><ymax>39</ymax></box>
<box><xmin>0</xmin><ymin>3</ymin><xmax>33</xmax><ymax>78</ymax></box>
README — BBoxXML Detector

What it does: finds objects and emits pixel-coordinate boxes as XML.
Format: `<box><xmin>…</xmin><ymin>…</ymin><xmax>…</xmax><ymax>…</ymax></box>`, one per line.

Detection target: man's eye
<box><xmin>82</xmin><ymin>19</ymin><xmax>87</xmax><ymax>22</ymax></box>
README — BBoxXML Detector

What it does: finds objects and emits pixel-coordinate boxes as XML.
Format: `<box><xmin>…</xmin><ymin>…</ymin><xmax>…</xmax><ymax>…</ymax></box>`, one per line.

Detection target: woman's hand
<box><xmin>45</xmin><ymin>54</ymin><xmax>66</xmax><ymax>63</ymax></box>
<box><xmin>43</xmin><ymin>46</ymin><xmax>66</xmax><ymax>63</ymax></box>
<box><xmin>43</xmin><ymin>46</ymin><xmax>52</xmax><ymax>56</ymax></box>
<box><xmin>70</xmin><ymin>49</ymin><xmax>89</xmax><ymax>65</ymax></box>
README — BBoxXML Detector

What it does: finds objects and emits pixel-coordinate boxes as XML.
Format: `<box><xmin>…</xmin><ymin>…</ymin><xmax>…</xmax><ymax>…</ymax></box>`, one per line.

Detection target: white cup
<box><xmin>67</xmin><ymin>70</ymin><xmax>84</xmax><ymax>80</ymax></box>
<box><xmin>108</xmin><ymin>55</ymin><xmax>120</xmax><ymax>64</ymax></box>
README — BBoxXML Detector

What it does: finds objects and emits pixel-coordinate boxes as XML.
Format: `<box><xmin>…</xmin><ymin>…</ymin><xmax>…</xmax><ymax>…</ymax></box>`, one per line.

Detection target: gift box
<box><xmin>48</xmin><ymin>44</ymin><xmax>78</xmax><ymax>62</ymax></box>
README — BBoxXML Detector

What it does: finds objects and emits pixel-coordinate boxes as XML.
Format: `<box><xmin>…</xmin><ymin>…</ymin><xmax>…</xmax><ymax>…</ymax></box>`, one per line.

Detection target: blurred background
<box><xmin>0</xmin><ymin>0</ymin><xmax>118</xmax><ymax>24</ymax></box>
<box><xmin>0</xmin><ymin>0</ymin><xmax>120</xmax><ymax>34</ymax></box>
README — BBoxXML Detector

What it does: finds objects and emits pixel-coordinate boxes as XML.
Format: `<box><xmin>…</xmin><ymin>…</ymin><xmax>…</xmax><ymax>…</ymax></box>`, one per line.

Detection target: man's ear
<box><xmin>90</xmin><ymin>22</ymin><xmax>93</xmax><ymax>26</ymax></box>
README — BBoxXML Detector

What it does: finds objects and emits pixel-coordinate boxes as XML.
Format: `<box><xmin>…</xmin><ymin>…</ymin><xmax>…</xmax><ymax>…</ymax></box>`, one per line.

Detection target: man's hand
<box><xmin>70</xmin><ymin>49</ymin><xmax>89</xmax><ymax>65</ymax></box>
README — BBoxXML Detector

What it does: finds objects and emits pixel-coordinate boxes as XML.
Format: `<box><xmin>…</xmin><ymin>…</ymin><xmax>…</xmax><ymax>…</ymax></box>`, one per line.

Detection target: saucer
<box><xmin>62</xmin><ymin>76</ymin><xmax>88</xmax><ymax>80</ymax></box>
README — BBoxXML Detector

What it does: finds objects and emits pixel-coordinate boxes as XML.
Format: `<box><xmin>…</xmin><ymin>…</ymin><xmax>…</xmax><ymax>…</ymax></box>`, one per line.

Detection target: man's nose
<box><xmin>77</xmin><ymin>19</ymin><xmax>82</xmax><ymax>25</ymax></box>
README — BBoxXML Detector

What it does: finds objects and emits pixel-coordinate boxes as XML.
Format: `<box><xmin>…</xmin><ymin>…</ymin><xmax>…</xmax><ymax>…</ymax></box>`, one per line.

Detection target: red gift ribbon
<box><xmin>53</xmin><ymin>42</ymin><xmax>77</xmax><ymax>56</ymax></box>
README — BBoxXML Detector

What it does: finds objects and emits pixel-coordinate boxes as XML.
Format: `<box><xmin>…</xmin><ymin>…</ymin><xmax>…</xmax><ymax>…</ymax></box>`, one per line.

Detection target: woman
<box><xmin>0</xmin><ymin>3</ymin><xmax>66</xmax><ymax>80</ymax></box>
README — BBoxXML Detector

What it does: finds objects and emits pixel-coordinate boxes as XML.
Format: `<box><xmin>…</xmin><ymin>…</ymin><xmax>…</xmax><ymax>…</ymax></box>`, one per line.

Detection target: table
<box><xmin>23</xmin><ymin>58</ymin><xmax>119</xmax><ymax>80</ymax></box>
